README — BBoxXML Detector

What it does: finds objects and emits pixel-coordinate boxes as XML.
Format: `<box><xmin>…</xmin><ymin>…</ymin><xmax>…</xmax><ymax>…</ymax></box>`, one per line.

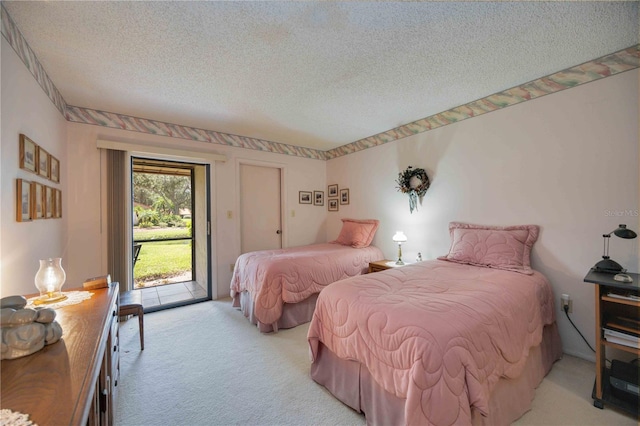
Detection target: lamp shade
<box><xmin>612</xmin><ymin>224</ymin><xmax>637</xmax><ymax>239</ymax></box>
<box><xmin>392</xmin><ymin>231</ymin><xmax>407</xmax><ymax>243</ymax></box>
<box><xmin>594</xmin><ymin>224</ymin><xmax>638</xmax><ymax>273</ymax></box>
<box><xmin>34</xmin><ymin>258</ymin><xmax>67</xmax><ymax>303</ymax></box>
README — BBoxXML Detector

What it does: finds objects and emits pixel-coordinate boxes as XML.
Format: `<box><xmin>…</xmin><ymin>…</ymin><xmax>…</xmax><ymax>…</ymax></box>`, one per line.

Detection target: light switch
<box><xmin>291</xmin><ymin>209</ymin><xmax>295</xmax><ymax>217</ymax></box>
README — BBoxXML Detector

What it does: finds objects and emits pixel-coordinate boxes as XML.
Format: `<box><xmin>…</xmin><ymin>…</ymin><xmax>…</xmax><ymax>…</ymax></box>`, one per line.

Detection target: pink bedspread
<box><xmin>230</xmin><ymin>243</ymin><xmax>384</xmax><ymax>327</ymax></box>
<box><xmin>308</xmin><ymin>260</ymin><xmax>556</xmax><ymax>426</ymax></box>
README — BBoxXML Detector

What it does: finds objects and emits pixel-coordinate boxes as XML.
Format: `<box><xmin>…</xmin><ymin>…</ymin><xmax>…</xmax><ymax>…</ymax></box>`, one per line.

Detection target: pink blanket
<box><xmin>308</xmin><ymin>260</ymin><xmax>556</xmax><ymax>426</ymax></box>
<box><xmin>230</xmin><ymin>243</ymin><xmax>384</xmax><ymax>327</ymax></box>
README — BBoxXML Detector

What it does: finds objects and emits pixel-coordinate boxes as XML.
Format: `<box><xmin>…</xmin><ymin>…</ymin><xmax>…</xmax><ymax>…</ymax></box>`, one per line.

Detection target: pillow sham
<box><xmin>437</xmin><ymin>222</ymin><xmax>539</xmax><ymax>274</ymax></box>
<box><xmin>331</xmin><ymin>218</ymin><xmax>380</xmax><ymax>248</ymax></box>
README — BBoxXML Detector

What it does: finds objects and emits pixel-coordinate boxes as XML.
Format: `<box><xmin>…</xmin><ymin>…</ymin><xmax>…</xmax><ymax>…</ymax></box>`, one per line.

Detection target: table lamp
<box><xmin>593</xmin><ymin>224</ymin><xmax>637</xmax><ymax>273</ymax></box>
<box><xmin>34</xmin><ymin>257</ymin><xmax>67</xmax><ymax>304</ymax></box>
<box><xmin>393</xmin><ymin>231</ymin><xmax>408</xmax><ymax>265</ymax></box>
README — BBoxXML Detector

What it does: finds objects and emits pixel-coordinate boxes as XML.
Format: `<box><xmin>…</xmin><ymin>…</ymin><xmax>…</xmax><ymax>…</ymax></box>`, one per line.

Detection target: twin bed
<box><xmin>232</xmin><ymin>221</ymin><xmax>562</xmax><ymax>425</ymax></box>
<box><xmin>230</xmin><ymin>219</ymin><xmax>382</xmax><ymax>333</ymax></box>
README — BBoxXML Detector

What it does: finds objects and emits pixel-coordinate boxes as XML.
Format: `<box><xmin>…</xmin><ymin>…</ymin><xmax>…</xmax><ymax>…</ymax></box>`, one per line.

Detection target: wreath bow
<box><xmin>396</xmin><ymin>166</ymin><xmax>430</xmax><ymax>213</ymax></box>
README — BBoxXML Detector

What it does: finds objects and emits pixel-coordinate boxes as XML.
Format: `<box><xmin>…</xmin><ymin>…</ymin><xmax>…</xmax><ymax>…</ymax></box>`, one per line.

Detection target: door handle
<box><xmin>276</xmin><ymin>230</ymin><xmax>282</xmax><ymax>235</ymax></box>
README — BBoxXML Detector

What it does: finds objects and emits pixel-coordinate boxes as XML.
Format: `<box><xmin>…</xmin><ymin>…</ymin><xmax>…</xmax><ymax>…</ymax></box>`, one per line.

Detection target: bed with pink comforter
<box><xmin>230</xmin><ymin>243</ymin><xmax>384</xmax><ymax>332</ymax></box>
<box><xmin>308</xmin><ymin>259</ymin><xmax>562</xmax><ymax>425</ymax></box>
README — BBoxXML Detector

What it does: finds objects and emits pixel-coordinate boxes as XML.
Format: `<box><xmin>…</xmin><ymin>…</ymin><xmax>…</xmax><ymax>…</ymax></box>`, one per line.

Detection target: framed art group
<box><xmin>299</xmin><ymin>184</ymin><xmax>351</xmax><ymax>211</ymax></box>
<box><xmin>298</xmin><ymin>190</ymin><xmax>325</xmax><ymax>206</ymax></box>
<box><xmin>20</xmin><ymin>134</ymin><xmax>60</xmax><ymax>183</ymax></box>
<box><xmin>327</xmin><ymin>184</ymin><xmax>349</xmax><ymax>212</ymax></box>
<box><xmin>16</xmin><ymin>179</ymin><xmax>62</xmax><ymax>222</ymax></box>
<box><xmin>16</xmin><ymin>134</ymin><xmax>62</xmax><ymax>222</ymax></box>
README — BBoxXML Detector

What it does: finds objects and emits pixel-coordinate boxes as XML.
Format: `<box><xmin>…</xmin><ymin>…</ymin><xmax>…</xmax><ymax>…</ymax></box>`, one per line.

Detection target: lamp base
<box><xmin>395</xmin><ymin>259</ymin><xmax>405</xmax><ymax>266</ymax></box>
<box><xmin>593</xmin><ymin>258</ymin><xmax>625</xmax><ymax>274</ymax></box>
<box><xmin>33</xmin><ymin>293</ymin><xmax>68</xmax><ymax>305</ymax></box>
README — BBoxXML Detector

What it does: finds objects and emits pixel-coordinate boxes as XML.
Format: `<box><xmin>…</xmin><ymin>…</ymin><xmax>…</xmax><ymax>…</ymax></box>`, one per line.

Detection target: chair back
<box><xmin>133</xmin><ymin>244</ymin><xmax>142</xmax><ymax>266</ymax></box>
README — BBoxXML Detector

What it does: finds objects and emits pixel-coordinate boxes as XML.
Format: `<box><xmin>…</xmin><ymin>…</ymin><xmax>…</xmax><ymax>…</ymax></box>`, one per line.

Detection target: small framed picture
<box><xmin>38</xmin><ymin>146</ymin><xmax>50</xmax><ymax>179</ymax></box>
<box><xmin>328</xmin><ymin>184</ymin><xmax>338</xmax><ymax>197</ymax></box>
<box><xmin>328</xmin><ymin>199</ymin><xmax>339</xmax><ymax>212</ymax></box>
<box><xmin>31</xmin><ymin>182</ymin><xmax>44</xmax><ymax>220</ymax></box>
<box><xmin>54</xmin><ymin>189</ymin><xmax>62</xmax><ymax>218</ymax></box>
<box><xmin>16</xmin><ymin>179</ymin><xmax>32</xmax><ymax>222</ymax></box>
<box><xmin>50</xmin><ymin>155</ymin><xmax>60</xmax><ymax>183</ymax></box>
<box><xmin>19</xmin><ymin>134</ymin><xmax>38</xmax><ymax>174</ymax></box>
<box><xmin>299</xmin><ymin>191</ymin><xmax>312</xmax><ymax>204</ymax></box>
<box><xmin>44</xmin><ymin>186</ymin><xmax>54</xmax><ymax>219</ymax></box>
<box><xmin>340</xmin><ymin>188</ymin><xmax>350</xmax><ymax>205</ymax></box>
<box><xmin>314</xmin><ymin>191</ymin><xmax>324</xmax><ymax>206</ymax></box>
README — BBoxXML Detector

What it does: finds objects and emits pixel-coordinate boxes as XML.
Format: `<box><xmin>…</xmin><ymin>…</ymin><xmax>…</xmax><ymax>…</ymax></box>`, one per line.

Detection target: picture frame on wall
<box><xmin>314</xmin><ymin>191</ymin><xmax>324</xmax><ymax>206</ymax></box>
<box><xmin>45</xmin><ymin>186</ymin><xmax>54</xmax><ymax>219</ymax></box>
<box><xmin>328</xmin><ymin>184</ymin><xmax>338</xmax><ymax>197</ymax></box>
<box><xmin>54</xmin><ymin>189</ymin><xmax>62</xmax><ymax>218</ymax></box>
<box><xmin>16</xmin><ymin>179</ymin><xmax>32</xmax><ymax>222</ymax></box>
<box><xmin>38</xmin><ymin>147</ymin><xmax>50</xmax><ymax>179</ymax></box>
<box><xmin>50</xmin><ymin>155</ymin><xmax>60</xmax><ymax>183</ymax></box>
<box><xmin>19</xmin><ymin>134</ymin><xmax>38</xmax><ymax>174</ymax></box>
<box><xmin>299</xmin><ymin>191</ymin><xmax>312</xmax><ymax>204</ymax></box>
<box><xmin>340</xmin><ymin>188</ymin><xmax>350</xmax><ymax>205</ymax></box>
<box><xmin>31</xmin><ymin>182</ymin><xmax>44</xmax><ymax>220</ymax></box>
<box><xmin>328</xmin><ymin>199</ymin><xmax>339</xmax><ymax>212</ymax></box>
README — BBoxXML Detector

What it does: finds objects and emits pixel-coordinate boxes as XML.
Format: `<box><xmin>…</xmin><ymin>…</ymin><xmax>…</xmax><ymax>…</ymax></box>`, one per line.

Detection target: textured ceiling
<box><xmin>2</xmin><ymin>1</ymin><xmax>638</xmax><ymax>151</ymax></box>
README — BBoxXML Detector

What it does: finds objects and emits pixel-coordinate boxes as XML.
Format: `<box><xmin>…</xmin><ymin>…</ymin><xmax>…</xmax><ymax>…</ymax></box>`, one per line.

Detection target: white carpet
<box><xmin>116</xmin><ymin>299</ymin><xmax>637</xmax><ymax>426</ymax></box>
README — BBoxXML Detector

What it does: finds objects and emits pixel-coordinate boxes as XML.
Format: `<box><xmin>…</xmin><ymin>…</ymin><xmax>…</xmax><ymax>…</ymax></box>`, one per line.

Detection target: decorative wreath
<box><xmin>396</xmin><ymin>166</ymin><xmax>430</xmax><ymax>213</ymax></box>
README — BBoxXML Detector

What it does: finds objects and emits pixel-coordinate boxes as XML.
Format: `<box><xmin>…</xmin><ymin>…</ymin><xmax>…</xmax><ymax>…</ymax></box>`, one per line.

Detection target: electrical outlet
<box><xmin>561</xmin><ymin>294</ymin><xmax>572</xmax><ymax>313</ymax></box>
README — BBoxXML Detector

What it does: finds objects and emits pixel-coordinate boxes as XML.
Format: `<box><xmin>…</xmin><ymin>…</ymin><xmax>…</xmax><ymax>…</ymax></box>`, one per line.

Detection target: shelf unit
<box><xmin>584</xmin><ymin>269</ymin><xmax>639</xmax><ymax>417</ymax></box>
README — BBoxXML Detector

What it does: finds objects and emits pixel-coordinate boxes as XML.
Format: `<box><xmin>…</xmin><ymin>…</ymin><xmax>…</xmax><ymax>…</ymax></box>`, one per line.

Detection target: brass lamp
<box><xmin>593</xmin><ymin>224</ymin><xmax>637</xmax><ymax>273</ymax></box>
<box><xmin>393</xmin><ymin>231</ymin><xmax>408</xmax><ymax>265</ymax></box>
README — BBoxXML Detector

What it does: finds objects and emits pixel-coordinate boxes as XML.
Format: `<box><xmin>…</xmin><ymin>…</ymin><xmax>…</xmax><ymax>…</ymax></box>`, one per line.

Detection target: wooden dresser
<box><xmin>1</xmin><ymin>284</ymin><xmax>120</xmax><ymax>425</ymax></box>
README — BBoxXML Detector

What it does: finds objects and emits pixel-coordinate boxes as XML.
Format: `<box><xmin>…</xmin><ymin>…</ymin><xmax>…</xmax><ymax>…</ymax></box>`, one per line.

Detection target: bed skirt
<box><xmin>310</xmin><ymin>322</ymin><xmax>563</xmax><ymax>425</ymax></box>
<box><xmin>233</xmin><ymin>290</ymin><xmax>319</xmax><ymax>333</ymax></box>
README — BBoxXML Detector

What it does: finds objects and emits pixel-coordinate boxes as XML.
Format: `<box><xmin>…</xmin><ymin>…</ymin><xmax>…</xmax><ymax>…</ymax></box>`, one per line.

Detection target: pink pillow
<box><xmin>331</xmin><ymin>219</ymin><xmax>380</xmax><ymax>248</ymax></box>
<box><xmin>438</xmin><ymin>222</ymin><xmax>539</xmax><ymax>274</ymax></box>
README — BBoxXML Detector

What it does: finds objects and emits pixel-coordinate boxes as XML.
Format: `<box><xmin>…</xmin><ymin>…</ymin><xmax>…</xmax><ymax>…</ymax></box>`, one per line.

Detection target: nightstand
<box><xmin>583</xmin><ymin>269</ymin><xmax>639</xmax><ymax>416</ymax></box>
<box><xmin>368</xmin><ymin>259</ymin><xmax>409</xmax><ymax>273</ymax></box>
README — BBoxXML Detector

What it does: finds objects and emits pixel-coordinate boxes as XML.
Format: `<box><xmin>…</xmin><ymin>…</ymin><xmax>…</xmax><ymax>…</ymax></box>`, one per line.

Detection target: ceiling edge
<box><xmin>1</xmin><ymin>4</ymin><xmax>66</xmax><ymax>115</ymax></box>
<box><xmin>66</xmin><ymin>107</ymin><xmax>327</xmax><ymax>160</ymax></box>
<box><xmin>3</xmin><ymin>5</ymin><xmax>638</xmax><ymax>162</ymax></box>
<box><xmin>325</xmin><ymin>45</ymin><xmax>640</xmax><ymax>160</ymax></box>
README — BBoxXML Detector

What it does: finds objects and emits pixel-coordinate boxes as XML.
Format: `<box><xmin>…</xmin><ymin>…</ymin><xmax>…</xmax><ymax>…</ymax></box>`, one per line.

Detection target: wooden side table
<box><xmin>368</xmin><ymin>259</ymin><xmax>410</xmax><ymax>273</ymax></box>
<box><xmin>583</xmin><ymin>269</ymin><xmax>639</xmax><ymax>416</ymax></box>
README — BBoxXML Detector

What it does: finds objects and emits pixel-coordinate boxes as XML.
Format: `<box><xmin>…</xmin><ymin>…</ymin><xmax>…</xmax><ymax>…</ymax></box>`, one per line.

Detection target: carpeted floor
<box><xmin>116</xmin><ymin>299</ymin><xmax>637</xmax><ymax>426</ymax></box>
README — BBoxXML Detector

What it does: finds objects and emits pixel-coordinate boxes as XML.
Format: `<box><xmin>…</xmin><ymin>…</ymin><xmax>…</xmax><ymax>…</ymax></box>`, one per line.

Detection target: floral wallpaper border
<box><xmin>325</xmin><ymin>45</ymin><xmax>639</xmax><ymax>160</ymax></box>
<box><xmin>1</xmin><ymin>5</ymin><xmax>67</xmax><ymax>115</ymax></box>
<box><xmin>2</xmin><ymin>5</ymin><xmax>638</xmax><ymax>161</ymax></box>
<box><xmin>63</xmin><ymin>106</ymin><xmax>327</xmax><ymax>160</ymax></box>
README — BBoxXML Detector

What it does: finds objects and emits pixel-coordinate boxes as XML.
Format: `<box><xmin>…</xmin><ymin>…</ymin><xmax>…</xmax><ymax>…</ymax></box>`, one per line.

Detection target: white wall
<box><xmin>65</xmin><ymin>123</ymin><xmax>327</xmax><ymax>299</ymax></box>
<box><xmin>1</xmin><ymin>38</ymin><xmax>68</xmax><ymax>298</ymax></box>
<box><xmin>1</xmin><ymin>34</ymin><xmax>327</xmax><ymax>301</ymax></box>
<box><xmin>327</xmin><ymin>70</ymin><xmax>640</xmax><ymax>361</ymax></box>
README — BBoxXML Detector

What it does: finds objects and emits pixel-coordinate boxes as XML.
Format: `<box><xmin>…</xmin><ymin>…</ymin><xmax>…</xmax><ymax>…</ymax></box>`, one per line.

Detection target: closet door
<box><xmin>240</xmin><ymin>164</ymin><xmax>282</xmax><ymax>253</ymax></box>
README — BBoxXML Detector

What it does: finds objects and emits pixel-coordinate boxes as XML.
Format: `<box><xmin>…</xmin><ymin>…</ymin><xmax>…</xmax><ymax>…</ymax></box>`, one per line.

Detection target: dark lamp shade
<box><xmin>613</xmin><ymin>225</ymin><xmax>637</xmax><ymax>239</ymax></box>
<box><xmin>594</xmin><ymin>224</ymin><xmax>637</xmax><ymax>274</ymax></box>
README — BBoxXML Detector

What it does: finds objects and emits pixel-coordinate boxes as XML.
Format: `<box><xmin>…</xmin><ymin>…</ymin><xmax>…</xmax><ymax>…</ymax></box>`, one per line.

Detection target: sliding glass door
<box><xmin>131</xmin><ymin>157</ymin><xmax>210</xmax><ymax>311</ymax></box>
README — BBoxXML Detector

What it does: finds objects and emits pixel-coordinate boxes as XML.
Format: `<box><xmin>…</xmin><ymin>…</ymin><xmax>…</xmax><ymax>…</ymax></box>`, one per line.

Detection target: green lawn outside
<box><xmin>133</xmin><ymin>227</ymin><xmax>191</xmax><ymax>240</ymax></box>
<box><xmin>133</xmin><ymin>227</ymin><xmax>192</xmax><ymax>283</ymax></box>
